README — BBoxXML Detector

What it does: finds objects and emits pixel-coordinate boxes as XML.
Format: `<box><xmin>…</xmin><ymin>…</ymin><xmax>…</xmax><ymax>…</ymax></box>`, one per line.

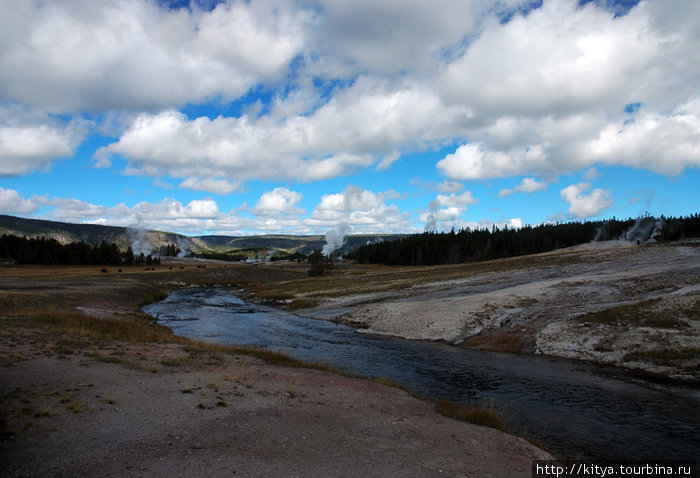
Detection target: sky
<box><xmin>0</xmin><ymin>0</ymin><xmax>698</xmax><ymax>237</ymax></box>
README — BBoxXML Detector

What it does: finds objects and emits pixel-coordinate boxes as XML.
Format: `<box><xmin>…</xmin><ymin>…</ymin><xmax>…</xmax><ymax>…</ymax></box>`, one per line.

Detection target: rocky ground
<box><xmin>302</xmin><ymin>242</ymin><xmax>699</xmax><ymax>382</ymax></box>
<box><xmin>0</xmin><ymin>331</ymin><xmax>551</xmax><ymax>477</ymax></box>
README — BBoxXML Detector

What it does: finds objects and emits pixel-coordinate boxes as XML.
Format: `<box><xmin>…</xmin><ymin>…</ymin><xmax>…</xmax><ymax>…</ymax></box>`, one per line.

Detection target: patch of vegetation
<box><xmin>623</xmin><ymin>347</ymin><xmax>700</xmax><ymax>365</ymax></box>
<box><xmin>288</xmin><ymin>298</ymin><xmax>320</xmax><ymax>310</ymax></box>
<box><xmin>434</xmin><ymin>399</ymin><xmax>508</xmax><ymax>432</ymax></box>
<box><xmin>21</xmin><ymin>313</ymin><xmax>187</xmax><ymax>345</ymax></box>
<box><xmin>578</xmin><ymin>299</ymin><xmax>686</xmax><ymax>329</ymax></box>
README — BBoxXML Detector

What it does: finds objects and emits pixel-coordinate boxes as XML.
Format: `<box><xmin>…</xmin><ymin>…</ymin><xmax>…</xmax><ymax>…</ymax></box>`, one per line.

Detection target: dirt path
<box><xmin>0</xmin><ymin>333</ymin><xmax>551</xmax><ymax>478</ymax></box>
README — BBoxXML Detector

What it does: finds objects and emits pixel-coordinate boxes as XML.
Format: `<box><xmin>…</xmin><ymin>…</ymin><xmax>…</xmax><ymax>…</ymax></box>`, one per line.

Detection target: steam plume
<box><xmin>621</xmin><ymin>216</ymin><xmax>665</xmax><ymax>243</ymax></box>
<box><xmin>322</xmin><ymin>224</ymin><xmax>352</xmax><ymax>256</ymax></box>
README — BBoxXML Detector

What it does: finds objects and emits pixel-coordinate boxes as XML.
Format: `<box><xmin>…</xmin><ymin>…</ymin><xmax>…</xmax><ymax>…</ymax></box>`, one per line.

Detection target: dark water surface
<box><xmin>144</xmin><ymin>287</ymin><xmax>699</xmax><ymax>461</ymax></box>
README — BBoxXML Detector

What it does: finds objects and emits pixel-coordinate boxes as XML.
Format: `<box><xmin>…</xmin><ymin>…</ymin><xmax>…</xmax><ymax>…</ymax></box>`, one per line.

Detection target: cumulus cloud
<box><xmin>582</xmin><ymin>98</ymin><xmax>700</xmax><ymax>174</ymax></box>
<box><xmin>498</xmin><ymin>177</ymin><xmax>547</xmax><ymax>197</ymax></box>
<box><xmin>439</xmin><ymin>0</ymin><xmax>660</xmax><ymax>117</ymax></box>
<box><xmin>560</xmin><ymin>182</ymin><xmax>613</xmax><ymax>218</ymax></box>
<box><xmin>12</xmin><ymin>185</ymin><xmax>411</xmax><ymax>235</ymax></box>
<box><xmin>0</xmin><ymin>106</ymin><xmax>87</xmax><ymax>176</ymax></box>
<box><xmin>0</xmin><ymin>0</ymin><xmax>311</xmax><ymax>113</ymax></box>
<box><xmin>37</xmin><ymin>196</ymin><xmax>221</xmax><ymax>227</ymax></box>
<box><xmin>0</xmin><ymin>187</ymin><xmax>40</xmax><ymax>214</ymax></box>
<box><xmin>309</xmin><ymin>185</ymin><xmax>410</xmax><ymax>232</ymax></box>
<box><xmin>251</xmin><ymin>187</ymin><xmax>304</xmax><ymax>218</ymax></box>
<box><xmin>435</xmin><ymin>0</ymin><xmax>700</xmax><ymax>181</ymax></box>
<box><xmin>94</xmin><ymin>78</ymin><xmax>468</xmax><ymax>182</ymax></box>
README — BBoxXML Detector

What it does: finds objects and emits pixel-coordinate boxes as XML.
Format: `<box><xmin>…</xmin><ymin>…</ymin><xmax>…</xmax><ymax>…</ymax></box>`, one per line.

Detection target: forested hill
<box><xmin>346</xmin><ymin>215</ymin><xmax>700</xmax><ymax>266</ymax></box>
<box><xmin>0</xmin><ymin>214</ymin><xmax>129</xmax><ymax>245</ymax></box>
<box><xmin>0</xmin><ymin>214</ymin><xmax>201</xmax><ymax>251</ymax></box>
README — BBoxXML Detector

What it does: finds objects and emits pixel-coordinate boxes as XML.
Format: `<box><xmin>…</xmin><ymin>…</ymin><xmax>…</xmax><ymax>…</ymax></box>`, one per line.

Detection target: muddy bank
<box><xmin>302</xmin><ymin>242</ymin><xmax>699</xmax><ymax>382</ymax></box>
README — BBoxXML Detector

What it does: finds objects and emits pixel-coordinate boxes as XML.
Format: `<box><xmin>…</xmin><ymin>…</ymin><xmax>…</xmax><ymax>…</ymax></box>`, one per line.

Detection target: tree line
<box><xmin>346</xmin><ymin>214</ymin><xmax>700</xmax><ymax>266</ymax></box>
<box><xmin>0</xmin><ymin>234</ymin><xmax>163</xmax><ymax>266</ymax></box>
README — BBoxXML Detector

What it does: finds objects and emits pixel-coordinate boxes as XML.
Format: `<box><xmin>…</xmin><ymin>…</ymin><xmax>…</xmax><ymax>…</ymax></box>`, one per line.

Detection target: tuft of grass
<box><xmin>34</xmin><ymin>408</ymin><xmax>58</xmax><ymax>418</ymax></box>
<box><xmin>66</xmin><ymin>401</ymin><xmax>85</xmax><ymax>413</ymax></box>
<box><xmin>434</xmin><ymin>399</ymin><xmax>508</xmax><ymax>432</ymax></box>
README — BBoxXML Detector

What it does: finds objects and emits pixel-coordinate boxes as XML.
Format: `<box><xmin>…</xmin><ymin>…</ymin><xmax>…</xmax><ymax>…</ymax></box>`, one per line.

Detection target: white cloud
<box><xmin>583</xmin><ymin>98</ymin><xmax>700</xmax><ymax>175</ymax></box>
<box><xmin>0</xmin><ymin>187</ymin><xmax>40</xmax><ymax>214</ymax></box>
<box><xmin>434</xmin><ymin>0</ymin><xmax>700</xmax><ymax>181</ymax></box>
<box><xmin>96</xmin><ymin>79</ymin><xmax>469</xmax><ymax>182</ymax></box>
<box><xmin>0</xmin><ymin>106</ymin><xmax>87</xmax><ymax>176</ymax></box>
<box><xmin>0</xmin><ymin>0</ymin><xmax>311</xmax><ymax>113</ymax></box>
<box><xmin>251</xmin><ymin>187</ymin><xmax>304</xmax><ymax>217</ymax></box>
<box><xmin>498</xmin><ymin>177</ymin><xmax>547</xmax><ymax>197</ymax></box>
<box><xmin>310</xmin><ymin>0</ymin><xmax>479</xmax><ymax>77</ymax></box>
<box><xmin>179</xmin><ymin>178</ymin><xmax>241</xmax><ymax>195</ymax></box>
<box><xmin>35</xmin><ymin>195</ymin><xmax>223</xmax><ymax>230</ymax></box>
<box><xmin>22</xmin><ymin>186</ymin><xmax>410</xmax><ymax>235</ymax></box>
<box><xmin>309</xmin><ymin>185</ymin><xmax>410</xmax><ymax>232</ymax></box>
<box><xmin>424</xmin><ymin>190</ymin><xmax>478</xmax><ymax>231</ymax></box>
<box><xmin>439</xmin><ymin>0</ymin><xmax>660</xmax><ymax>117</ymax></box>
<box><xmin>437</xmin><ymin>143</ymin><xmax>544</xmax><ymax>180</ymax></box>
<box><xmin>430</xmin><ymin>191</ymin><xmax>477</xmax><ymax>210</ymax></box>
<box><xmin>560</xmin><ymin>182</ymin><xmax>613</xmax><ymax>218</ymax></box>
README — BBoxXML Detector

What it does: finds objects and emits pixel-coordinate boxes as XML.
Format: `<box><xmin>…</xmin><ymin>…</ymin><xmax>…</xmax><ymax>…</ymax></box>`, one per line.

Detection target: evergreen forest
<box><xmin>346</xmin><ymin>214</ymin><xmax>700</xmax><ymax>266</ymax></box>
<box><xmin>0</xmin><ymin>235</ymin><xmax>163</xmax><ymax>266</ymax></box>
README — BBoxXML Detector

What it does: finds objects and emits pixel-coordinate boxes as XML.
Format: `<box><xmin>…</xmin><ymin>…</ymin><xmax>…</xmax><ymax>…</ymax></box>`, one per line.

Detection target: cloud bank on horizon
<box><xmin>0</xmin><ymin>0</ymin><xmax>698</xmax><ymax>235</ymax></box>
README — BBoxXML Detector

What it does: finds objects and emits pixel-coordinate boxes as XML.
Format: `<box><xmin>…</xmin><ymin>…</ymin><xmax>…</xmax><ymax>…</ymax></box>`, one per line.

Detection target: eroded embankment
<box><xmin>301</xmin><ymin>242</ymin><xmax>700</xmax><ymax>382</ymax></box>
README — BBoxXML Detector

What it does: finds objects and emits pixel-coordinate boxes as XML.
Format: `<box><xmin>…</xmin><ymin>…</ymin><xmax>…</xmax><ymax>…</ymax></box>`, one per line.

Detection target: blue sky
<box><xmin>1</xmin><ymin>0</ymin><xmax>698</xmax><ymax>236</ymax></box>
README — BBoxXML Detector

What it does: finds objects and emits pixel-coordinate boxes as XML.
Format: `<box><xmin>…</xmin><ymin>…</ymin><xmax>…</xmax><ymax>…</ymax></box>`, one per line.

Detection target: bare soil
<box><xmin>0</xmin><ymin>331</ymin><xmax>550</xmax><ymax>477</ymax></box>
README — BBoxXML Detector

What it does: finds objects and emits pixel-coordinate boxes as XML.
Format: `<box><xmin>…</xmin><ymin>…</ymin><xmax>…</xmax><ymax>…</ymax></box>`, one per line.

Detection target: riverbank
<box><xmin>289</xmin><ymin>242</ymin><xmax>699</xmax><ymax>383</ymax></box>
<box><xmin>0</xmin><ymin>329</ymin><xmax>551</xmax><ymax>477</ymax></box>
<box><xmin>0</xmin><ymin>263</ymin><xmax>552</xmax><ymax>477</ymax></box>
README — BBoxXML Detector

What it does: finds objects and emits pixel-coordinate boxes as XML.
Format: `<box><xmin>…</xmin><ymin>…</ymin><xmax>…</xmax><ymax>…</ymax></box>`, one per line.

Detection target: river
<box><xmin>144</xmin><ymin>287</ymin><xmax>699</xmax><ymax>461</ymax></box>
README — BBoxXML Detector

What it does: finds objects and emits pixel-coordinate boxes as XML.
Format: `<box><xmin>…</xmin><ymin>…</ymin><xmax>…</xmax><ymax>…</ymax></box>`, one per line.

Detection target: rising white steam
<box><xmin>322</xmin><ymin>224</ymin><xmax>352</xmax><ymax>256</ymax></box>
<box><xmin>127</xmin><ymin>227</ymin><xmax>153</xmax><ymax>255</ymax></box>
<box><xmin>621</xmin><ymin>217</ymin><xmax>665</xmax><ymax>243</ymax></box>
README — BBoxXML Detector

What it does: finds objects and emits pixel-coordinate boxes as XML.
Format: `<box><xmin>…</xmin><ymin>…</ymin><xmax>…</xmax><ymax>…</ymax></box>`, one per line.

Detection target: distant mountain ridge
<box><xmin>0</xmin><ymin>215</ymin><xmax>406</xmax><ymax>256</ymax></box>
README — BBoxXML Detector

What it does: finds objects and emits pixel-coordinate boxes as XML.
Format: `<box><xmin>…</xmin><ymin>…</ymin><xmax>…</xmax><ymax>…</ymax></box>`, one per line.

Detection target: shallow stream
<box><xmin>144</xmin><ymin>287</ymin><xmax>699</xmax><ymax>461</ymax></box>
